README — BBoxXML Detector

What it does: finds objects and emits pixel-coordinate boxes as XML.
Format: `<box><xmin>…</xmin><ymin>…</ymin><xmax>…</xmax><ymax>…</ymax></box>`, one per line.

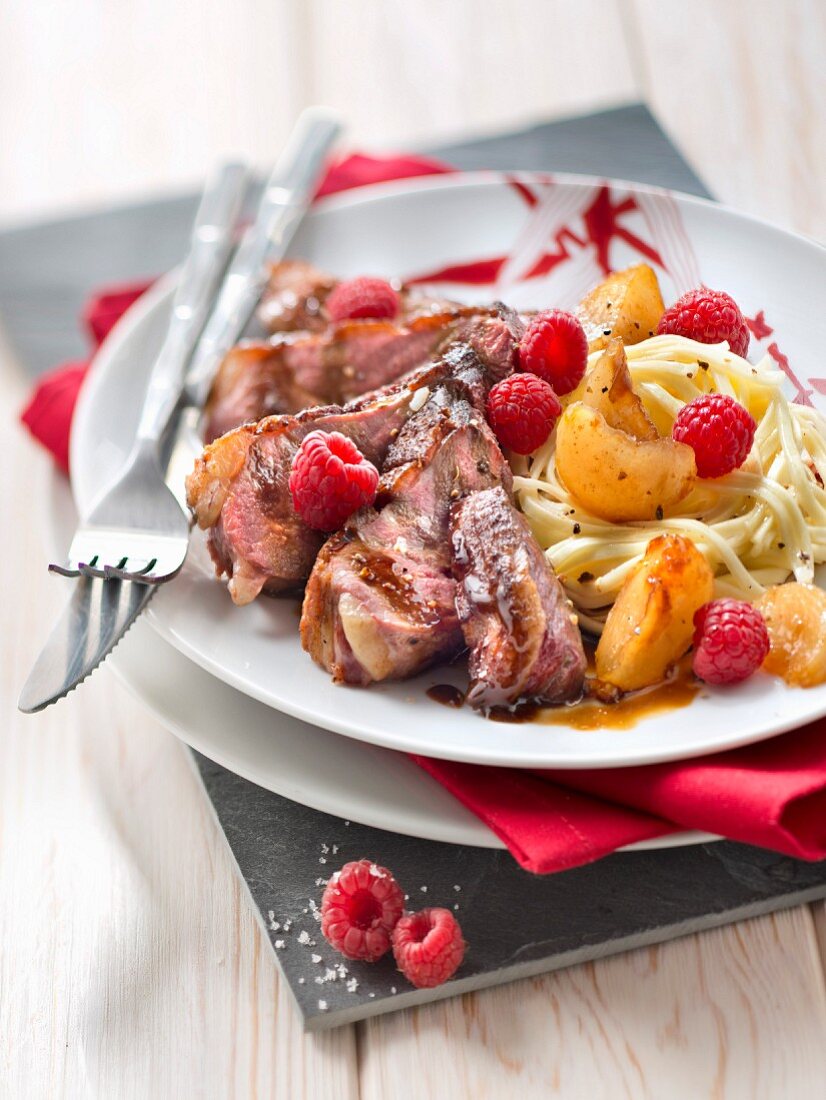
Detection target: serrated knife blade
<box><xmin>18</xmin><ymin>577</ymin><xmax>155</xmax><ymax>713</ymax></box>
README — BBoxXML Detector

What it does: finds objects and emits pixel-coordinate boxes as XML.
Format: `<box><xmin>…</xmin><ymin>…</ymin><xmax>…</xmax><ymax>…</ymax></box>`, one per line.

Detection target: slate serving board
<box><xmin>5</xmin><ymin>103</ymin><xmax>826</xmax><ymax>1030</ymax></box>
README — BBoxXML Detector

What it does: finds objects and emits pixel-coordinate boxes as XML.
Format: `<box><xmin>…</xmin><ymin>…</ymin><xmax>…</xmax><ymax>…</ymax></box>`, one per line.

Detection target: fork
<box><xmin>49</xmin><ymin>160</ymin><xmax>249</xmax><ymax>584</ymax></box>
<box><xmin>50</xmin><ymin>108</ymin><xmax>341</xmax><ymax>585</ymax></box>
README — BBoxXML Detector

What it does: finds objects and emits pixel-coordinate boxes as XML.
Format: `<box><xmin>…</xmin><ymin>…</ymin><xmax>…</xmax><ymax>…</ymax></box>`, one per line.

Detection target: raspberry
<box><xmin>692</xmin><ymin>599</ymin><xmax>770</xmax><ymax>685</ymax></box>
<box><xmin>657</xmin><ymin>287</ymin><xmax>750</xmax><ymax>358</ymax></box>
<box><xmin>519</xmin><ymin>310</ymin><xmax>588</xmax><ymax>395</ymax></box>
<box><xmin>289</xmin><ymin>430</ymin><xmax>379</xmax><ymax>531</ymax></box>
<box><xmin>326</xmin><ymin>276</ymin><xmax>399</xmax><ymax>322</ymax></box>
<box><xmin>392</xmin><ymin>908</ymin><xmax>465</xmax><ymax>989</ymax></box>
<box><xmin>672</xmin><ymin>393</ymin><xmax>756</xmax><ymax>478</ymax></box>
<box><xmin>321</xmin><ymin>860</ymin><xmax>405</xmax><ymax>962</ymax></box>
<box><xmin>486</xmin><ymin>374</ymin><xmax>561</xmax><ymax>455</ymax></box>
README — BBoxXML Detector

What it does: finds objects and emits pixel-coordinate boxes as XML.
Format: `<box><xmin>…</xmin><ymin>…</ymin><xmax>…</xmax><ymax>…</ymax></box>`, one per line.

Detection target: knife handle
<box><xmin>134</xmin><ymin>161</ymin><xmax>249</xmax><ymax>446</ymax></box>
<box><xmin>183</xmin><ymin>107</ymin><xmax>342</xmax><ymax>409</ymax></box>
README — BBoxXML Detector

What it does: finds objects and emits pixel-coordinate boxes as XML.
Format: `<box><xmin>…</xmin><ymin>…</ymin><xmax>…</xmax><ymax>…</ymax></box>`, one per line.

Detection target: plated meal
<box><xmin>184</xmin><ymin>254</ymin><xmax>826</xmax><ymax>721</ymax></box>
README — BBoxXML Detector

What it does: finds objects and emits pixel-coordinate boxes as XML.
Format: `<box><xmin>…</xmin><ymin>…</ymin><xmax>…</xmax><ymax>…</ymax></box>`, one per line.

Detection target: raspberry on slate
<box><xmin>486</xmin><ymin>374</ymin><xmax>562</xmax><ymax>455</ymax></box>
<box><xmin>657</xmin><ymin>286</ymin><xmax>750</xmax><ymax>359</ymax></box>
<box><xmin>672</xmin><ymin>393</ymin><xmax>756</xmax><ymax>479</ymax></box>
<box><xmin>391</xmin><ymin>907</ymin><xmax>466</xmax><ymax>989</ymax></box>
<box><xmin>321</xmin><ymin>860</ymin><xmax>405</xmax><ymax>962</ymax></box>
<box><xmin>289</xmin><ymin>430</ymin><xmax>379</xmax><ymax>531</ymax></box>
<box><xmin>519</xmin><ymin>309</ymin><xmax>588</xmax><ymax>395</ymax></box>
<box><xmin>326</xmin><ymin>276</ymin><xmax>400</xmax><ymax>322</ymax></box>
<box><xmin>692</xmin><ymin>599</ymin><xmax>770</xmax><ymax>686</ymax></box>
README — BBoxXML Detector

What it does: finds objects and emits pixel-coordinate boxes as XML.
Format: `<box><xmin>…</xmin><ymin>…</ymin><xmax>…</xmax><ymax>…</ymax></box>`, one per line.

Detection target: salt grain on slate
<box><xmin>311</xmin><ymin>954</ymin><xmax>322</xmax><ymax>964</ymax></box>
<box><xmin>298</xmin><ymin>930</ymin><xmax>311</xmax><ymax>945</ymax></box>
<box><xmin>346</xmin><ymin>978</ymin><xmax>359</xmax><ymax>993</ymax></box>
<box><xmin>298</xmin><ymin>977</ymin><xmax>305</xmax><ymax>984</ymax></box>
<box><xmin>275</xmin><ymin>940</ymin><xmax>285</xmax><ymax>949</ymax></box>
<box><xmin>420</xmin><ymin>886</ymin><xmax>428</xmax><ymax>893</ymax></box>
<box><xmin>318</xmin><ymin>1000</ymin><xmax>328</xmax><ymax>1011</ymax></box>
<box><xmin>453</xmin><ymin>885</ymin><xmax>461</xmax><ymax>892</ymax></box>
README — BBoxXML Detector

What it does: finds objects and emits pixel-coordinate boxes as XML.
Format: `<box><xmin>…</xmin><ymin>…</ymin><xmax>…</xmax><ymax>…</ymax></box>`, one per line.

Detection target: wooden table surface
<box><xmin>2</xmin><ymin>2</ymin><xmax>825</xmax><ymax>1096</ymax></box>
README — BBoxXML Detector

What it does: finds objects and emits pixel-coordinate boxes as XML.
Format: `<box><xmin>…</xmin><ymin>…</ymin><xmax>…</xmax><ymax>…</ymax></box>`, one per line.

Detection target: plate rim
<box><xmin>44</xmin><ymin>470</ymin><xmax>718</xmax><ymax>855</ymax></box>
<box><xmin>70</xmin><ymin>169</ymin><xmax>826</xmax><ymax>770</ymax></box>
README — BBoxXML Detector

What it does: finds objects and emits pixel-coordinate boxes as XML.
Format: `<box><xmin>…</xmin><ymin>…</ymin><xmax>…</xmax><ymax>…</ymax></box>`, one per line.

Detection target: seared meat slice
<box><xmin>188</xmin><ymin>314</ymin><xmax>517</xmax><ymax>606</ymax></box>
<box><xmin>187</xmin><ymin>384</ymin><xmax>422</xmax><ymax>605</ymax></box>
<box><xmin>300</xmin><ymin>331</ymin><xmax>515</xmax><ymax>685</ymax></box>
<box><xmin>450</xmin><ymin>487</ymin><xmax>586</xmax><ymax>709</ymax></box>
<box><xmin>301</xmin><ymin>534</ymin><xmax>462</xmax><ymax>685</ymax></box>
<box><xmin>256</xmin><ymin>259</ymin><xmax>464</xmax><ymax>336</ymax></box>
<box><xmin>256</xmin><ymin>260</ymin><xmax>337</xmax><ymax>334</ymax></box>
<box><xmin>204</xmin><ymin>310</ymin><xmax>478</xmax><ymax>441</ymax></box>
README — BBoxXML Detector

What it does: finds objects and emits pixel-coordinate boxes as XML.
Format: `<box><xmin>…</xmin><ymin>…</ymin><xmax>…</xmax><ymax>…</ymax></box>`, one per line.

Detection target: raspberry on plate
<box><xmin>326</xmin><ymin>276</ymin><xmax>400</xmax><ymax>322</ymax></box>
<box><xmin>321</xmin><ymin>859</ymin><xmax>405</xmax><ymax>962</ymax></box>
<box><xmin>486</xmin><ymin>374</ymin><xmax>562</xmax><ymax>455</ymax></box>
<box><xmin>519</xmin><ymin>309</ymin><xmax>588</xmax><ymax>394</ymax></box>
<box><xmin>392</xmin><ymin>907</ymin><xmax>465</xmax><ymax>989</ymax></box>
<box><xmin>692</xmin><ymin>599</ymin><xmax>770</xmax><ymax>685</ymax></box>
<box><xmin>289</xmin><ymin>430</ymin><xmax>379</xmax><ymax>531</ymax></box>
<box><xmin>657</xmin><ymin>286</ymin><xmax>750</xmax><ymax>359</ymax></box>
<box><xmin>672</xmin><ymin>393</ymin><xmax>756</xmax><ymax>478</ymax></box>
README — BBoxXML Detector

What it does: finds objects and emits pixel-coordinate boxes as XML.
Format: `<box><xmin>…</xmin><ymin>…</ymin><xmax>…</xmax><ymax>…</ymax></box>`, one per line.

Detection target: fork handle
<box><xmin>134</xmin><ymin>161</ymin><xmax>249</xmax><ymax>446</ymax></box>
<box><xmin>183</xmin><ymin>107</ymin><xmax>342</xmax><ymax>409</ymax></box>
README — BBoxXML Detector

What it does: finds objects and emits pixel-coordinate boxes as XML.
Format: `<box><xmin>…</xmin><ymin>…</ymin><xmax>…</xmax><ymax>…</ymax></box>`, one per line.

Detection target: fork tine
<box><xmin>48</xmin><ymin>563</ymin><xmax>82</xmax><ymax>578</ymax></box>
<box><xmin>78</xmin><ymin>562</ymin><xmax>110</xmax><ymax>580</ymax></box>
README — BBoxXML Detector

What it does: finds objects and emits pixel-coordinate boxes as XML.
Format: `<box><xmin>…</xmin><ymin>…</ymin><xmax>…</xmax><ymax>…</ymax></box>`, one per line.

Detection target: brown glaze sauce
<box><xmin>427</xmin><ymin>653</ymin><xmax>700</xmax><ymax>730</ymax></box>
<box><xmin>426</xmin><ymin>684</ymin><xmax>466</xmax><ymax>708</ymax></box>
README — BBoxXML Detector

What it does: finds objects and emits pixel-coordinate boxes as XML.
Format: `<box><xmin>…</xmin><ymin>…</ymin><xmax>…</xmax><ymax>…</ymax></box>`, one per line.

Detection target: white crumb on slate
<box><xmin>454</xmin><ymin>903</ymin><xmax>460</xmax><ymax>911</ymax></box>
<box><xmin>453</xmin><ymin>885</ymin><xmax>461</xmax><ymax>892</ymax></box>
<box><xmin>269</xmin><ymin>919</ymin><xmax>281</xmax><ymax>931</ymax></box>
<box><xmin>368</xmin><ymin>992</ymin><xmax>375</xmax><ymax>998</ymax></box>
<box><xmin>344</xmin><ymin>821</ymin><xmax>350</xmax><ymax>826</ymax></box>
<box><xmin>319</xmin><ymin>857</ymin><xmax>327</xmax><ymax>865</ymax></box>
<box><xmin>420</xmin><ymin>886</ymin><xmax>428</xmax><ymax>893</ymax></box>
<box><xmin>346</xmin><ymin>978</ymin><xmax>359</xmax><ymax>993</ymax></box>
<box><xmin>298</xmin><ymin>930</ymin><xmax>311</xmax><ymax>945</ymax></box>
<box><xmin>390</xmin><ymin>986</ymin><xmax>397</xmax><ymax>994</ymax></box>
<box><xmin>404</xmin><ymin>894</ymin><xmax>410</xmax><ymax>901</ymax></box>
<box><xmin>311</xmin><ymin>954</ymin><xmax>322</xmax><ymax>964</ymax></box>
<box><xmin>320</xmin><ymin>842</ymin><xmax>330</xmax><ymax>854</ymax></box>
<box><xmin>314</xmin><ymin>877</ymin><xmax>327</xmax><ymax>888</ymax></box>
<box><xmin>314</xmin><ymin>976</ymin><xmax>324</xmax><ymax>985</ymax></box>
<box><xmin>318</xmin><ymin>1000</ymin><xmax>328</xmax><ymax>1011</ymax></box>
<box><xmin>332</xmin><ymin>844</ymin><xmax>340</xmax><ymax>855</ymax></box>
<box><xmin>298</xmin><ymin>977</ymin><xmax>305</xmax><ymax>985</ymax></box>
<box><xmin>303</xmin><ymin>908</ymin><xmax>308</xmax><ymax>915</ymax></box>
<box><xmin>282</xmin><ymin>919</ymin><xmax>292</xmax><ymax>931</ymax></box>
<box><xmin>324</xmin><ymin>968</ymin><xmax>338</xmax><ymax>982</ymax></box>
<box><xmin>274</xmin><ymin>940</ymin><xmax>285</xmax><ymax>950</ymax></box>
<box><xmin>309</xmin><ymin>900</ymin><xmax>322</xmax><ymax>922</ymax></box>
<box><xmin>267</xmin><ymin>909</ymin><xmax>275</xmax><ymax>921</ymax></box>
<box><xmin>336</xmin><ymin>963</ymin><xmax>347</xmax><ymax>978</ymax></box>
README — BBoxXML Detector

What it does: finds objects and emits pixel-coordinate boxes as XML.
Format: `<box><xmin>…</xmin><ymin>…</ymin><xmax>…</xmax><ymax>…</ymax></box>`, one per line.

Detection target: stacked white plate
<box><xmin>65</xmin><ymin>173</ymin><xmax>826</xmax><ymax>850</ymax></box>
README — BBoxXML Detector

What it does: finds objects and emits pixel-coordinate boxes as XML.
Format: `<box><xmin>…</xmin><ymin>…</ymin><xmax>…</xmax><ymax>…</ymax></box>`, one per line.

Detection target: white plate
<box><xmin>46</xmin><ymin>470</ymin><xmax>714</xmax><ymax>853</ymax></box>
<box><xmin>71</xmin><ymin>172</ymin><xmax>826</xmax><ymax>769</ymax></box>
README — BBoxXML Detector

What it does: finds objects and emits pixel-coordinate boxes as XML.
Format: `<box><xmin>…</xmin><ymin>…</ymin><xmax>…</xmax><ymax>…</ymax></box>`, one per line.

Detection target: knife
<box><xmin>19</xmin><ymin>109</ymin><xmax>341</xmax><ymax>714</ymax></box>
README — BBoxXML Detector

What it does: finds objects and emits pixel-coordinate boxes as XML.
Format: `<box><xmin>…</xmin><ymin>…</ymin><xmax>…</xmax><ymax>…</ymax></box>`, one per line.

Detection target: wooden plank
<box><xmin>0</xmin><ymin>372</ymin><xmax>358</xmax><ymax>1098</ymax></box>
<box><xmin>358</xmin><ymin>908</ymin><xmax>826</xmax><ymax>1099</ymax></box>
<box><xmin>307</xmin><ymin>0</ymin><xmax>637</xmax><ymax>150</ymax></box>
<box><xmin>627</xmin><ymin>0</ymin><xmax>826</xmax><ymax>239</ymax></box>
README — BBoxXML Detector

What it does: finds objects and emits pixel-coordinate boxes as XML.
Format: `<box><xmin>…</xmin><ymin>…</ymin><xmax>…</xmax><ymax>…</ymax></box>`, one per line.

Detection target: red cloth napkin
<box><xmin>20</xmin><ymin>152</ymin><xmax>826</xmax><ymax>875</ymax></box>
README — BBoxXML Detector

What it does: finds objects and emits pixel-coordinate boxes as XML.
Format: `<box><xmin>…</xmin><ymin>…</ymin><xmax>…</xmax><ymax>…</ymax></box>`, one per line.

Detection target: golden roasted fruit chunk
<box><xmin>555</xmin><ymin>402</ymin><xmax>696</xmax><ymax>522</ymax></box>
<box><xmin>575</xmin><ymin>337</ymin><xmax>658</xmax><ymax>440</ymax></box>
<box><xmin>755</xmin><ymin>582</ymin><xmax>826</xmax><ymax>687</ymax></box>
<box><xmin>596</xmin><ymin>534</ymin><xmax>714</xmax><ymax>691</ymax></box>
<box><xmin>576</xmin><ymin>263</ymin><xmax>666</xmax><ymax>352</ymax></box>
